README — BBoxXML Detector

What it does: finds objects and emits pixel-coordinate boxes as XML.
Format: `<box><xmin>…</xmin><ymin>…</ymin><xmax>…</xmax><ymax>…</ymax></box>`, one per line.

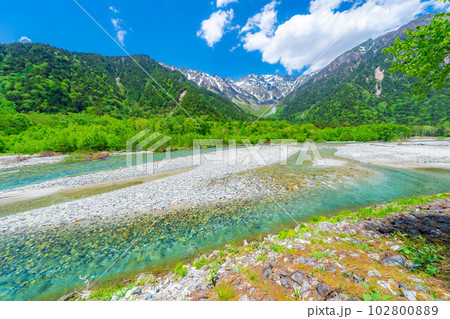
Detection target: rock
<box><xmin>390</xmin><ymin>245</ymin><xmax>401</xmax><ymax>251</ymax></box>
<box><xmin>262</xmin><ymin>266</ymin><xmax>272</xmax><ymax>278</ymax></box>
<box><xmin>402</xmin><ymin>289</ymin><xmax>417</xmax><ymax>301</ymax></box>
<box><xmin>239</xmin><ymin>294</ymin><xmax>249</xmax><ymax>301</ymax></box>
<box><xmin>399</xmin><ymin>282</ymin><xmax>410</xmax><ymax>290</ymax></box>
<box><xmin>293</xmin><ymin>280</ymin><xmax>311</xmax><ymax>299</ymax></box>
<box><xmin>144</xmin><ymin>293</ymin><xmax>154</xmax><ymax>300</ymax></box>
<box><xmin>349</xmin><ymin>229</ymin><xmax>357</xmax><ymax>236</ymax></box>
<box><xmin>124</xmin><ymin>290</ymin><xmax>133</xmax><ymax>299</ymax></box>
<box><xmin>250</xmin><ymin>288</ymin><xmax>256</xmax><ymax>295</ymax></box>
<box><xmin>378</xmin><ymin>280</ymin><xmax>397</xmax><ymax>295</ymax></box>
<box><xmin>290</xmin><ymin>270</ymin><xmax>307</xmax><ymax>284</ymax></box>
<box><xmin>295</xmin><ymin>256</ymin><xmax>307</xmax><ymax>265</ymax></box>
<box><xmin>350</xmin><ymin>253</ymin><xmax>360</xmax><ymax>258</ymax></box>
<box><xmin>405</xmin><ymin>260</ymin><xmax>419</xmax><ymax>269</ymax></box>
<box><xmin>381</xmin><ymin>255</ymin><xmax>406</xmax><ymax>266</ymax></box>
<box><xmin>414</xmin><ymin>284</ymin><xmax>426</xmax><ymax>292</ymax></box>
<box><xmin>367</xmin><ymin>270</ymin><xmax>381</xmax><ymax>278</ymax></box>
<box><xmin>368</xmin><ymin>253</ymin><xmax>380</xmax><ymax>261</ymax></box>
<box><xmin>280</xmin><ymin>278</ymin><xmax>292</xmax><ymax>289</ymax></box>
<box><xmin>132</xmin><ymin>286</ymin><xmax>142</xmax><ymax>295</ymax></box>
<box><xmin>316</xmin><ymin>283</ymin><xmax>332</xmax><ymax>297</ymax></box>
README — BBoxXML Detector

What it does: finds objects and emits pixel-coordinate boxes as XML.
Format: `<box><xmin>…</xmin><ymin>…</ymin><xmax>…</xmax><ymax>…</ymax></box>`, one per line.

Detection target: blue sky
<box><xmin>0</xmin><ymin>0</ymin><xmax>446</xmax><ymax>79</ymax></box>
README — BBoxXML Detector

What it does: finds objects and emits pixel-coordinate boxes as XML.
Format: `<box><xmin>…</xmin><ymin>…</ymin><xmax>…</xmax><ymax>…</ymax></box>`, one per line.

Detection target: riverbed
<box><xmin>0</xmin><ymin>141</ymin><xmax>449</xmax><ymax>300</ymax></box>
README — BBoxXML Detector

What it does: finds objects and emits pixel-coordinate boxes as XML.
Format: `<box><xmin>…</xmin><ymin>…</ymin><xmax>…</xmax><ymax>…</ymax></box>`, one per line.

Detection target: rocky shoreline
<box><xmin>68</xmin><ymin>193</ymin><xmax>450</xmax><ymax>301</ymax></box>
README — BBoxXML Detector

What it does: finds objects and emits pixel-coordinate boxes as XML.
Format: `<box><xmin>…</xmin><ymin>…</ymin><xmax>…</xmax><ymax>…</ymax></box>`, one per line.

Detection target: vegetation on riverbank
<box><xmin>73</xmin><ymin>192</ymin><xmax>449</xmax><ymax>301</ymax></box>
<box><xmin>2</xmin><ymin>105</ymin><xmax>447</xmax><ymax>154</ymax></box>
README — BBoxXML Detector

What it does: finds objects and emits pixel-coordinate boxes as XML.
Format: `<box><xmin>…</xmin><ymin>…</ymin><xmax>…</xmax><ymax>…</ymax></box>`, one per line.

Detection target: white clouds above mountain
<box><xmin>19</xmin><ymin>36</ymin><xmax>32</xmax><ymax>43</ymax></box>
<box><xmin>109</xmin><ymin>6</ymin><xmax>127</xmax><ymax>46</ymax></box>
<box><xmin>117</xmin><ymin>30</ymin><xmax>127</xmax><ymax>46</ymax></box>
<box><xmin>217</xmin><ymin>0</ymin><xmax>238</xmax><ymax>8</ymax></box>
<box><xmin>240</xmin><ymin>0</ymin><xmax>433</xmax><ymax>73</ymax></box>
<box><xmin>197</xmin><ymin>9</ymin><xmax>234</xmax><ymax>47</ymax></box>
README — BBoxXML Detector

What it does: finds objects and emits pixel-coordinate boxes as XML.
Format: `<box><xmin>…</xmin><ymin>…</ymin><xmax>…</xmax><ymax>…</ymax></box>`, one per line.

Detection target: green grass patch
<box><xmin>172</xmin><ymin>262</ymin><xmax>189</xmax><ymax>279</ymax></box>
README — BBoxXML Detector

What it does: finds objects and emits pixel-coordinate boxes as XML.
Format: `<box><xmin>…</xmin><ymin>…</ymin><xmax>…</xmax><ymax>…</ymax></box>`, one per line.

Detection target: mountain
<box><xmin>0</xmin><ymin>43</ymin><xmax>249</xmax><ymax>121</ymax></box>
<box><xmin>280</xmin><ymin>14</ymin><xmax>450</xmax><ymax>126</ymax></box>
<box><xmin>160</xmin><ymin>63</ymin><xmax>308</xmax><ymax>106</ymax></box>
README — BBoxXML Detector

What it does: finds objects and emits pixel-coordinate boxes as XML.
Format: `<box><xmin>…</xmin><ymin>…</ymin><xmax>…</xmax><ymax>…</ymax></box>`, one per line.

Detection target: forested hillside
<box><xmin>0</xmin><ymin>43</ymin><xmax>249</xmax><ymax>120</ymax></box>
<box><xmin>280</xmin><ymin>14</ymin><xmax>450</xmax><ymax>126</ymax></box>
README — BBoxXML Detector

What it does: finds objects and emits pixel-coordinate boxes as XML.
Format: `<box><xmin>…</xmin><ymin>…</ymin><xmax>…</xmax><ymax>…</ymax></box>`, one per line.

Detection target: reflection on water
<box><xmin>0</xmin><ymin>157</ymin><xmax>449</xmax><ymax>300</ymax></box>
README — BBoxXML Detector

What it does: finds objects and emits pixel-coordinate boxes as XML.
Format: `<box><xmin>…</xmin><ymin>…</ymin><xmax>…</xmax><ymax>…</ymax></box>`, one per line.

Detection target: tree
<box><xmin>384</xmin><ymin>1</ymin><xmax>450</xmax><ymax>96</ymax></box>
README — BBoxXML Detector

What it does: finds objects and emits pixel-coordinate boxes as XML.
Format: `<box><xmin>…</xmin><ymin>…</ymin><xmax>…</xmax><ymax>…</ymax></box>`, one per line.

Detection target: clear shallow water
<box><xmin>0</xmin><ymin>158</ymin><xmax>448</xmax><ymax>301</ymax></box>
<box><xmin>0</xmin><ymin>148</ymin><xmax>219</xmax><ymax>191</ymax></box>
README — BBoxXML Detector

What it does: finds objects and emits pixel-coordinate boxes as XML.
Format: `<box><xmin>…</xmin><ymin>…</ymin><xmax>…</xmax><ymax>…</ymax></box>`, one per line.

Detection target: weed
<box><xmin>279</xmin><ymin>228</ymin><xmax>296</xmax><ymax>240</ymax></box>
<box><xmin>215</xmin><ymin>284</ymin><xmax>235</xmax><ymax>301</ymax></box>
<box><xmin>395</xmin><ymin>233</ymin><xmax>447</xmax><ymax>276</ymax></box>
<box><xmin>361</xmin><ymin>282</ymin><xmax>393</xmax><ymax>301</ymax></box>
<box><xmin>193</xmin><ymin>256</ymin><xmax>211</xmax><ymax>269</ymax></box>
<box><xmin>172</xmin><ymin>262</ymin><xmax>188</xmax><ymax>279</ymax></box>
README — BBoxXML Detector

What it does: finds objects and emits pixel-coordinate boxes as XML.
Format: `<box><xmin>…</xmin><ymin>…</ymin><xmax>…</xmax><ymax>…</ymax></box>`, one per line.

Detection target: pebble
<box><xmin>367</xmin><ymin>270</ymin><xmax>381</xmax><ymax>278</ymax></box>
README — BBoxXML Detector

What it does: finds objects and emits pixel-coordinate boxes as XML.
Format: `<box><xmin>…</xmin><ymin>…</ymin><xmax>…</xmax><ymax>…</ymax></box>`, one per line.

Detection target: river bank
<box><xmin>0</xmin><ymin>145</ymin><xmax>302</xmax><ymax>234</ymax></box>
<box><xmin>68</xmin><ymin>193</ymin><xmax>449</xmax><ymax>301</ymax></box>
<box><xmin>335</xmin><ymin>139</ymin><xmax>450</xmax><ymax>169</ymax></box>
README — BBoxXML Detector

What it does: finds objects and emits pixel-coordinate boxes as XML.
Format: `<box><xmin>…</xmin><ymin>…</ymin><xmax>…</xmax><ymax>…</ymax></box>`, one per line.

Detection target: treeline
<box><xmin>1</xmin><ymin>106</ymin><xmax>446</xmax><ymax>154</ymax></box>
<box><xmin>0</xmin><ymin>43</ymin><xmax>249</xmax><ymax>121</ymax></box>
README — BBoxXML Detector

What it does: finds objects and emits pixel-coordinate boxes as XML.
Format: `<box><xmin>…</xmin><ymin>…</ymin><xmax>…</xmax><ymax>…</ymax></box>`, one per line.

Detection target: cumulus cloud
<box><xmin>240</xmin><ymin>0</ymin><xmax>434</xmax><ymax>73</ymax></box>
<box><xmin>217</xmin><ymin>0</ymin><xmax>238</xmax><ymax>7</ymax></box>
<box><xmin>18</xmin><ymin>36</ymin><xmax>32</xmax><ymax>43</ymax></box>
<box><xmin>197</xmin><ymin>9</ymin><xmax>234</xmax><ymax>47</ymax></box>
<box><xmin>117</xmin><ymin>30</ymin><xmax>127</xmax><ymax>46</ymax></box>
<box><xmin>240</xmin><ymin>1</ymin><xmax>278</xmax><ymax>35</ymax></box>
<box><xmin>109</xmin><ymin>6</ymin><xmax>119</xmax><ymax>13</ymax></box>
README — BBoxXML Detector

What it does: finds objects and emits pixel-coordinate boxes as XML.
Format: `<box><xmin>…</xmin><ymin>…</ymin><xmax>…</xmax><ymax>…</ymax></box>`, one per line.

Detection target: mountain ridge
<box><xmin>159</xmin><ymin>62</ymin><xmax>309</xmax><ymax>107</ymax></box>
<box><xmin>279</xmin><ymin>13</ymin><xmax>449</xmax><ymax>126</ymax></box>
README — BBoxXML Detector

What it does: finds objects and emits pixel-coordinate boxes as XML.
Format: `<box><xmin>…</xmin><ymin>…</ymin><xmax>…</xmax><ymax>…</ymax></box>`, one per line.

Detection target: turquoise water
<box><xmin>0</xmin><ymin>148</ymin><xmax>219</xmax><ymax>191</ymax></box>
<box><xmin>0</xmin><ymin>158</ymin><xmax>448</xmax><ymax>301</ymax></box>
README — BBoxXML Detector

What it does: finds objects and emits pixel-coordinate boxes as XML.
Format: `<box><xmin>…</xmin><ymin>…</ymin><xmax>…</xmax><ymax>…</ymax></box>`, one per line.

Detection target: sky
<box><xmin>0</xmin><ymin>0</ymin><xmax>447</xmax><ymax>80</ymax></box>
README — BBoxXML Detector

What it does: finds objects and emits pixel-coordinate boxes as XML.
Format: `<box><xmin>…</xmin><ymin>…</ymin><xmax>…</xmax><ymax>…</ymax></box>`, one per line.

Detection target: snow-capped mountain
<box><xmin>159</xmin><ymin>62</ymin><xmax>308</xmax><ymax>106</ymax></box>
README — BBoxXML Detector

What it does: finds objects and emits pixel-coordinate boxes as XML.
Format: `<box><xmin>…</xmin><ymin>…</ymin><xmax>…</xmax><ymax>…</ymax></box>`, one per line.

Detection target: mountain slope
<box><xmin>280</xmin><ymin>14</ymin><xmax>450</xmax><ymax>126</ymax></box>
<box><xmin>160</xmin><ymin>63</ymin><xmax>308</xmax><ymax>106</ymax></box>
<box><xmin>0</xmin><ymin>43</ymin><xmax>249</xmax><ymax>121</ymax></box>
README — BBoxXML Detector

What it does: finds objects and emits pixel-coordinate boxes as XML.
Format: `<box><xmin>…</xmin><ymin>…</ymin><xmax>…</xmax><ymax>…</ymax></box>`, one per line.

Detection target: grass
<box><xmin>215</xmin><ymin>284</ymin><xmax>235</xmax><ymax>301</ymax></box>
<box><xmin>193</xmin><ymin>256</ymin><xmax>211</xmax><ymax>269</ymax></box>
<box><xmin>172</xmin><ymin>262</ymin><xmax>189</xmax><ymax>279</ymax></box>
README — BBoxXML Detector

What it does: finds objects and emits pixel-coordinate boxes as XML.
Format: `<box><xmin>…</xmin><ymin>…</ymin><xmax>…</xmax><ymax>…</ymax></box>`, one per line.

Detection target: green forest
<box><xmin>0</xmin><ymin>42</ymin><xmax>448</xmax><ymax>155</ymax></box>
<box><xmin>280</xmin><ymin>14</ymin><xmax>450</xmax><ymax>126</ymax></box>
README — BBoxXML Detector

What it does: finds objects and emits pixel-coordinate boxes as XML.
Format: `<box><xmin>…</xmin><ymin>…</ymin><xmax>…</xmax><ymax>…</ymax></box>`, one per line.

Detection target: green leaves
<box><xmin>384</xmin><ymin>5</ymin><xmax>450</xmax><ymax>97</ymax></box>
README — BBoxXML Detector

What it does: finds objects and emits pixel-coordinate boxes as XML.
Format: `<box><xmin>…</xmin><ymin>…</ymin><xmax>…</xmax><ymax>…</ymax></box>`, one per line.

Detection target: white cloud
<box><xmin>217</xmin><ymin>0</ymin><xmax>238</xmax><ymax>8</ymax></box>
<box><xmin>240</xmin><ymin>0</ymin><xmax>434</xmax><ymax>73</ymax></box>
<box><xmin>18</xmin><ymin>36</ymin><xmax>32</xmax><ymax>43</ymax></box>
<box><xmin>111</xmin><ymin>18</ymin><xmax>121</xmax><ymax>30</ymax></box>
<box><xmin>240</xmin><ymin>1</ymin><xmax>278</xmax><ymax>35</ymax></box>
<box><xmin>109</xmin><ymin>6</ymin><xmax>119</xmax><ymax>13</ymax></box>
<box><xmin>117</xmin><ymin>30</ymin><xmax>127</xmax><ymax>46</ymax></box>
<box><xmin>197</xmin><ymin>9</ymin><xmax>234</xmax><ymax>47</ymax></box>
